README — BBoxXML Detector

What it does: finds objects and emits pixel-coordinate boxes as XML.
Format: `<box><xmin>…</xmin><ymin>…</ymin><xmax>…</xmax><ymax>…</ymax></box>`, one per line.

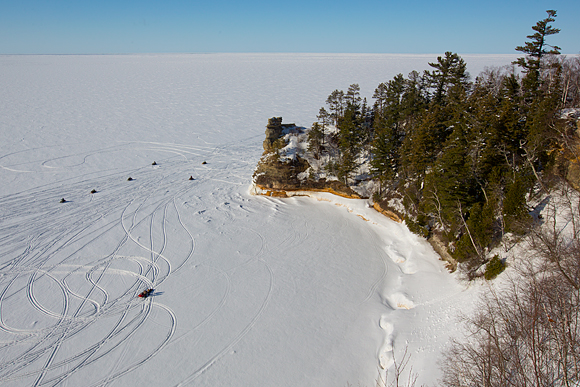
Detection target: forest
<box><xmin>305</xmin><ymin>10</ymin><xmax>580</xmax><ymax>281</ymax></box>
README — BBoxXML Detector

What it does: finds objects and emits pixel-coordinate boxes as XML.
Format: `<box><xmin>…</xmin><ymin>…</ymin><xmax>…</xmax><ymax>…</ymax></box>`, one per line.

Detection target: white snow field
<box><xmin>0</xmin><ymin>54</ymin><xmax>516</xmax><ymax>387</ymax></box>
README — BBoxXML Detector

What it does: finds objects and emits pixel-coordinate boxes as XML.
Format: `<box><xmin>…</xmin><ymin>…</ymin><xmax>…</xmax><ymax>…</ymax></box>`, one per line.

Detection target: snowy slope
<box><xmin>0</xmin><ymin>54</ymin><xmax>514</xmax><ymax>386</ymax></box>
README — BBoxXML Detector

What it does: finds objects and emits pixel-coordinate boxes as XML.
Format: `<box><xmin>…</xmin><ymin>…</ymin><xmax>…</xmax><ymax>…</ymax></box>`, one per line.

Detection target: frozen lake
<box><xmin>0</xmin><ymin>54</ymin><xmax>514</xmax><ymax>386</ymax></box>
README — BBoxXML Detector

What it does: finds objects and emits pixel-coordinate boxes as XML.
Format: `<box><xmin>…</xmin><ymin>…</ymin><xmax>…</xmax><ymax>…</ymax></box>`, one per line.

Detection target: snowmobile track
<box><xmin>0</xmin><ymin>145</ymin><xmax>198</xmax><ymax>385</ymax></box>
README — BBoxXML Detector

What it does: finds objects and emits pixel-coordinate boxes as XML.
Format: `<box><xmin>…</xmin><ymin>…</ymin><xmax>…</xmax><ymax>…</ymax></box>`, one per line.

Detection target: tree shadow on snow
<box><xmin>530</xmin><ymin>195</ymin><xmax>550</xmax><ymax>223</ymax></box>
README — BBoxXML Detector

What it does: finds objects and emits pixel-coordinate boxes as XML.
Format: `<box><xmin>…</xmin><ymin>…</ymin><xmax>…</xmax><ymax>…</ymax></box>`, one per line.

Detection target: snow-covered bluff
<box><xmin>252</xmin><ymin>117</ymin><xmax>363</xmax><ymax>200</ymax></box>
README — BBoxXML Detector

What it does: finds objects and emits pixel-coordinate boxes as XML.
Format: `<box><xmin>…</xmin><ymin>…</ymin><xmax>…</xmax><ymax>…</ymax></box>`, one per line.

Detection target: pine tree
<box><xmin>371</xmin><ymin>121</ymin><xmax>400</xmax><ymax>185</ymax></box>
<box><xmin>513</xmin><ymin>10</ymin><xmax>561</xmax><ymax>97</ymax></box>
<box><xmin>336</xmin><ymin>148</ymin><xmax>357</xmax><ymax>184</ymax></box>
<box><xmin>400</xmin><ymin>110</ymin><xmax>438</xmax><ymax>178</ymax></box>
<box><xmin>326</xmin><ymin>89</ymin><xmax>345</xmax><ymax>125</ymax></box>
<box><xmin>467</xmin><ymin>69</ymin><xmax>505</xmax><ymax>188</ymax></box>
<box><xmin>425</xmin><ymin>124</ymin><xmax>474</xmax><ymax>226</ymax></box>
<box><xmin>453</xmin><ymin>200</ymin><xmax>495</xmax><ymax>264</ymax></box>
<box><xmin>307</xmin><ymin>122</ymin><xmax>324</xmax><ymax>159</ymax></box>
<box><xmin>403</xmin><ymin>52</ymin><xmax>471</xmax><ymax>175</ymax></box>
<box><xmin>466</xmin><ymin>68</ymin><xmax>524</xmax><ymax>194</ymax></box>
<box><xmin>426</xmin><ymin>52</ymin><xmax>470</xmax><ymax>106</ymax></box>
<box><xmin>317</xmin><ymin>107</ymin><xmax>331</xmax><ymax>126</ymax></box>
<box><xmin>401</xmin><ymin>70</ymin><xmax>428</xmax><ymax>121</ymax></box>
<box><xmin>513</xmin><ymin>10</ymin><xmax>562</xmax><ymax>189</ymax></box>
<box><xmin>373</xmin><ymin>82</ymin><xmax>389</xmax><ymax>114</ymax></box>
<box><xmin>503</xmin><ymin>175</ymin><xmax>532</xmax><ymax>234</ymax></box>
<box><xmin>345</xmin><ymin>83</ymin><xmax>362</xmax><ymax>110</ymax></box>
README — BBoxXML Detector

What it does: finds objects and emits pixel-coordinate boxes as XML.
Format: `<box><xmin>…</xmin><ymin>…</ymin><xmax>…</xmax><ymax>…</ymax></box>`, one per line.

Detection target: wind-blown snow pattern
<box><xmin>0</xmin><ymin>54</ymin><xmax>510</xmax><ymax>386</ymax></box>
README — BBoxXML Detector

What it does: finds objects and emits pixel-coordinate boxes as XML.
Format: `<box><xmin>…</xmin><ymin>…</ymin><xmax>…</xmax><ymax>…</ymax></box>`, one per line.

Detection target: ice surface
<box><xmin>0</xmin><ymin>54</ymin><xmax>511</xmax><ymax>386</ymax></box>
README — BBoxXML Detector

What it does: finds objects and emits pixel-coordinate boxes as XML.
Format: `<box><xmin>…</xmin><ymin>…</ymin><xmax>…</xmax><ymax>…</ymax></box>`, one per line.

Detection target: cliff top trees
<box><xmin>304</xmin><ymin>9</ymin><xmax>574</xmax><ymax>276</ymax></box>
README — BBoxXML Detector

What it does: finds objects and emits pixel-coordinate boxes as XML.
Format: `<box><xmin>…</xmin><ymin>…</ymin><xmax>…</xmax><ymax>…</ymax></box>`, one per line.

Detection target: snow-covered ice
<box><xmin>0</xmin><ymin>54</ymin><xmax>514</xmax><ymax>386</ymax></box>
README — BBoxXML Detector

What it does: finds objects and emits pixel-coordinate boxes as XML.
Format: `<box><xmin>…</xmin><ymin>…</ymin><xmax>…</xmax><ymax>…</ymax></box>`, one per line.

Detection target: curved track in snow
<box><xmin>0</xmin><ymin>141</ymin><xmax>213</xmax><ymax>386</ymax></box>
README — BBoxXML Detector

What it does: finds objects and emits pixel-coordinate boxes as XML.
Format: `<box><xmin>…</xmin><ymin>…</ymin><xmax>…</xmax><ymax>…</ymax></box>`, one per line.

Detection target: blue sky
<box><xmin>1</xmin><ymin>0</ymin><xmax>578</xmax><ymax>54</ymax></box>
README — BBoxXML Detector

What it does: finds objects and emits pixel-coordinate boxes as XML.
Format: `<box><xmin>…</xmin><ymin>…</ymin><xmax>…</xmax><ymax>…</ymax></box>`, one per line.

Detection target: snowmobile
<box><xmin>138</xmin><ymin>288</ymin><xmax>154</xmax><ymax>298</ymax></box>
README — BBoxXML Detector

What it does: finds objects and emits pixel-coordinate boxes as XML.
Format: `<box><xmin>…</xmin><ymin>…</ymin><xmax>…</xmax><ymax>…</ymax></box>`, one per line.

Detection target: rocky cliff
<box><xmin>252</xmin><ymin>117</ymin><xmax>361</xmax><ymax>199</ymax></box>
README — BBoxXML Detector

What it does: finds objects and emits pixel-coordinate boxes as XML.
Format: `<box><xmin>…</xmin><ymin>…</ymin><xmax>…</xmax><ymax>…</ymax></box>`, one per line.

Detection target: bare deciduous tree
<box><xmin>377</xmin><ymin>346</ymin><xmax>422</xmax><ymax>387</ymax></box>
<box><xmin>441</xmin><ymin>181</ymin><xmax>580</xmax><ymax>387</ymax></box>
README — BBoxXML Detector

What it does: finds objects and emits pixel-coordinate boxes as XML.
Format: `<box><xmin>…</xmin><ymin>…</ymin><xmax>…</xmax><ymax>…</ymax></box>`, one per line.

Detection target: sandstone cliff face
<box><xmin>253</xmin><ymin>152</ymin><xmax>310</xmax><ymax>190</ymax></box>
<box><xmin>262</xmin><ymin>117</ymin><xmax>285</xmax><ymax>153</ymax></box>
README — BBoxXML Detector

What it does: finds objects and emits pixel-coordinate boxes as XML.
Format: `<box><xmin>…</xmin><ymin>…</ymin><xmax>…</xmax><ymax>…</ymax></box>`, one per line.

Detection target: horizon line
<box><xmin>0</xmin><ymin>52</ymin><xmax>538</xmax><ymax>56</ymax></box>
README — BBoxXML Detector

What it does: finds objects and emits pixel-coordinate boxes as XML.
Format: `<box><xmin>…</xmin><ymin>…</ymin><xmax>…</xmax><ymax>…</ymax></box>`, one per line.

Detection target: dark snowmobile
<box><xmin>138</xmin><ymin>288</ymin><xmax>154</xmax><ymax>298</ymax></box>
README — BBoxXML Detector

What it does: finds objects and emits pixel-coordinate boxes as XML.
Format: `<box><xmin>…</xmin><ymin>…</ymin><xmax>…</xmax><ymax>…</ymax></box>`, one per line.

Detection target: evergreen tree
<box><xmin>497</xmin><ymin>71</ymin><xmax>526</xmax><ymax>157</ymax></box>
<box><xmin>453</xmin><ymin>200</ymin><xmax>496</xmax><ymax>264</ymax></box>
<box><xmin>336</xmin><ymin>148</ymin><xmax>357</xmax><ymax>184</ymax></box>
<box><xmin>382</xmin><ymin>74</ymin><xmax>406</xmax><ymax>130</ymax></box>
<box><xmin>316</xmin><ymin>107</ymin><xmax>330</xmax><ymax>145</ymax></box>
<box><xmin>425</xmin><ymin>123</ymin><xmax>474</xmax><ymax>227</ymax></box>
<box><xmin>503</xmin><ymin>175</ymin><xmax>532</xmax><ymax>234</ymax></box>
<box><xmin>317</xmin><ymin>107</ymin><xmax>331</xmax><ymax>127</ymax></box>
<box><xmin>307</xmin><ymin>122</ymin><xmax>324</xmax><ymax>159</ymax></box>
<box><xmin>466</xmin><ymin>68</ymin><xmax>524</xmax><ymax>195</ymax></box>
<box><xmin>401</xmin><ymin>70</ymin><xmax>428</xmax><ymax>121</ymax></box>
<box><xmin>338</xmin><ymin>106</ymin><xmax>361</xmax><ymax>155</ymax></box>
<box><xmin>513</xmin><ymin>10</ymin><xmax>562</xmax><ymax>188</ymax></box>
<box><xmin>400</xmin><ymin>112</ymin><xmax>435</xmax><ymax>178</ymax></box>
<box><xmin>402</xmin><ymin>52</ymin><xmax>471</xmax><ymax>177</ymax></box>
<box><xmin>326</xmin><ymin>89</ymin><xmax>345</xmax><ymax>125</ymax></box>
<box><xmin>307</xmin><ymin>12</ymin><xmax>575</xmax><ymax>272</ymax></box>
<box><xmin>425</xmin><ymin>52</ymin><xmax>470</xmax><ymax>106</ymax></box>
<box><xmin>513</xmin><ymin>10</ymin><xmax>561</xmax><ymax>97</ymax></box>
<box><xmin>373</xmin><ymin>82</ymin><xmax>389</xmax><ymax>114</ymax></box>
<box><xmin>371</xmin><ymin>121</ymin><xmax>400</xmax><ymax>185</ymax></box>
<box><xmin>467</xmin><ymin>69</ymin><xmax>505</xmax><ymax>188</ymax></box>
<box><xmin>345</xmin><ymin>83</ymin><xmax>362</xmax><ymax>110</ymax></box>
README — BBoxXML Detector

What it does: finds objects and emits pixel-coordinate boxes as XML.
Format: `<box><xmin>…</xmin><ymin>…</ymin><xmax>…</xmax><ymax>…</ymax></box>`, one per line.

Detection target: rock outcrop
<box><xmin>253</xmin><ymin>117</ymin><xmax>361</xmax><ymax>199</ymax></box>
<box><xmin>263</xmin><ymin>117</ymin><xmax>296</xmax><ymax>154</ymax></box>
<box><xmin>253</xmin><ymin>152</ymin><xmax>310</xmax><ymax>190</ymax></box>
<box><xmin>372</xmin><ymin>201</ymin><xmax>403</xmax><ymax>223</ymax></box>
